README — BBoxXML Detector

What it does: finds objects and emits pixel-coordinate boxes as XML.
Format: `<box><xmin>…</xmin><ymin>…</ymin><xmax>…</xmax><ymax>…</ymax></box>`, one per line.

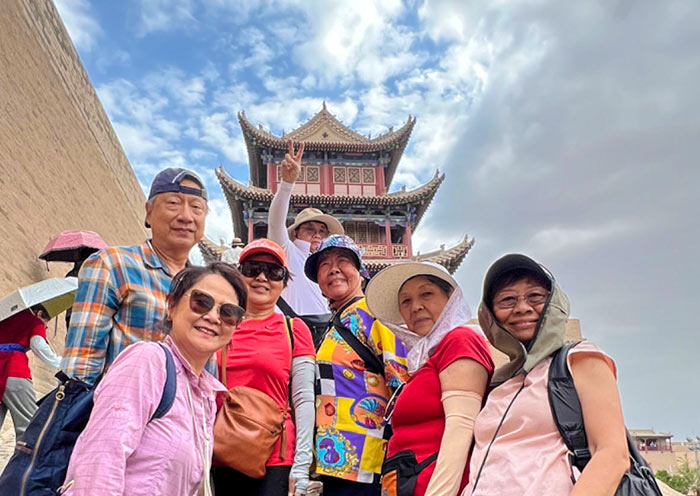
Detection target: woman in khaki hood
<box><xmin>463</xmin><ymin>254</ymin><xmax>630</xmax><ymax>496</ymax></box>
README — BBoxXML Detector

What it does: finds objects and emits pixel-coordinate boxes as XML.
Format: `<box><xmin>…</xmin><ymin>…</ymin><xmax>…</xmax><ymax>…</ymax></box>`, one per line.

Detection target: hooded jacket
<box><xmin>477</xmin><ymin>254</ymin><xmax>570</xmax><ymax>385</ymax></box>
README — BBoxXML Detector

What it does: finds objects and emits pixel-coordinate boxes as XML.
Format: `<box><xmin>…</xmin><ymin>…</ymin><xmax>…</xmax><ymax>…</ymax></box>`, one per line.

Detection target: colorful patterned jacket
<box><xmin>315</xmin><ymin>297</ymin><xmax>408</xmax><ymax>484</ymax></box>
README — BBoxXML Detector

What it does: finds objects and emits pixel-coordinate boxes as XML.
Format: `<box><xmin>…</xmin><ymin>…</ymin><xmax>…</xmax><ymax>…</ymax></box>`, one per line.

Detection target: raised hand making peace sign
<box><xmin>280</xmin><ymin>139</ymin><xmax>305</xmax><ymax>184</ymax></box>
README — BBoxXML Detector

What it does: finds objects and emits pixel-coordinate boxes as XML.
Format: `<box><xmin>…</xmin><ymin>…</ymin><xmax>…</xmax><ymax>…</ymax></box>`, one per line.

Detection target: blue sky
<box><xmin>54</xmin><ymin>0</ymin><xmax>700</xmax><ymax>441</ymax></box>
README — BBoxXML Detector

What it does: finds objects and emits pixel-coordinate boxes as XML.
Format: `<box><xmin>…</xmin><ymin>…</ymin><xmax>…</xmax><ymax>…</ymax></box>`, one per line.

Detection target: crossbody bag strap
<box><xmin>276</xmin><ymin>297</ymin><xmax>298</xmax><ymax>318</ymax></box>
<box><xmin>332</xmin><ymin>311</ymin><xmax>385</xmax><ymax>376</ymax></box>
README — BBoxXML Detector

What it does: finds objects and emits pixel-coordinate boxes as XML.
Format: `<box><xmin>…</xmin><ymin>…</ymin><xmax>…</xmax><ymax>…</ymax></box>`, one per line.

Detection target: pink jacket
<box><xmin>63</xmin><ymin>336</ymin><xmax>226</xmax><ymax>496</ymax></box>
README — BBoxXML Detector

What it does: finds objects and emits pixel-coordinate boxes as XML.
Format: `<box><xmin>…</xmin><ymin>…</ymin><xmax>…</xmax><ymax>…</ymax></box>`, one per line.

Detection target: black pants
<box><xmin>213</xmin><ymin>465</ymin><xmax>291</xmax><ymax>496</ymax></box>
<box><xmin>319</xmin><ymin>476</ymin><xmax>381</xmax><ymax>496</ymax></box>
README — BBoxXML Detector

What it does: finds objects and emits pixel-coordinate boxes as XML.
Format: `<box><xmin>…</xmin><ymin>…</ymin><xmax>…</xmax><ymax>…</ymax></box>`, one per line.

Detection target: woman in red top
<box><xmin>366</xmin><ymin>262</ymin><xmax>494</xmax><ymax>496</ymax></box>
<box><xmin>213</xmin><ymin>239</ymin><xmax>316</xmax><ymax>496</ymax></box>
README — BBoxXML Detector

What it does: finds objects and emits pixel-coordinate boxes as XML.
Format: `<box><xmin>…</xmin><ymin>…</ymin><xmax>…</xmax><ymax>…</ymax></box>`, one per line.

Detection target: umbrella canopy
<box><xmin>0</xmin><ymin>277</ymin><xmax>78</xmax><ymax>322</ymax></box>
<box><xmin>39</xmin><ymin>230</ymin><xmax>107</xmax><ymax>263</ymax></box>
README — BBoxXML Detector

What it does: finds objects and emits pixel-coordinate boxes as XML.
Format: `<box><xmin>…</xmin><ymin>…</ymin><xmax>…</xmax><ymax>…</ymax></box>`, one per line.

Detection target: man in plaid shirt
<box><xmin>61</xmin><ymin>168</ymin><xmax>208</xmax><ymax>384</ymax></box>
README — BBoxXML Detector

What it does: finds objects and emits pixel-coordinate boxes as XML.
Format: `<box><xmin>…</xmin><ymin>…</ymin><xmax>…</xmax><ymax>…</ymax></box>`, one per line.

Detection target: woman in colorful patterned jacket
<box><xmin>366</xmin><ymin>262</ymin><xmax>494</xmax><ymax>496</ymax></box>
<box><xmin>304</xmin><ymin>234</ymin><xmax>409</xmax><ymax>496</ymax></box>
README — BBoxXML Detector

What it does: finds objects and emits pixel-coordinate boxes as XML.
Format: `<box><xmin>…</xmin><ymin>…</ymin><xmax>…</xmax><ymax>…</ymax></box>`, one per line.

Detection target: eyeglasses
<box><xmin>185</xmin><ymin>289</ymin><xmax>244</xmax><ymax>326</ymax></box>
<box><xmin>239</xmin><ymin>260</ymin><xmax>288</xmax><ymax>282</ymax></box>
<box><xmin>493</xmin><ymin>290</ymin><xmax>550</xmax><ymax>310</ymax></box>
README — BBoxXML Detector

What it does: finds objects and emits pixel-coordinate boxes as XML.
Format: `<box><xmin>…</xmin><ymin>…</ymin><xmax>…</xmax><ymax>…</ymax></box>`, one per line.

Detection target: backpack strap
<box><xmin>547</xmin><ymin>341</ymin><xmax>591</xmax><ymax>477</ymax></box>
<box><xmin>151</xmin><ymin>343</ymin><xmax>177</xmax><ymax>421</ymax></box>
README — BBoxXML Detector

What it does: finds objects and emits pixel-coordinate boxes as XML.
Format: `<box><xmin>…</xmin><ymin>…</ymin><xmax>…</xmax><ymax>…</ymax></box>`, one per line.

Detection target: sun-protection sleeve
<box><xmin>424</xmin><ymin>391</ymin><xmax>482</xmax><ymax>496</ymax></box>
<box><xmin>30</xmin><ymin>335</ymin><xmax>61</xmax><ymax>369</ymax></box>
<box><xmin>290</xmin><ymin>355</ymin><xmax>315</xmax><ymax>494</ymax></box>
<box><xmin>268</xmin><ymin>180</ymin><xmax>294</xmax><ymax>249</ymax></box>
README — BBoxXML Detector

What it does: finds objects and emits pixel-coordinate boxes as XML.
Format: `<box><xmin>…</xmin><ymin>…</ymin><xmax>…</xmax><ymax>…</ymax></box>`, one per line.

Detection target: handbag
<box><xmin>212</xmin><ymin>317</ymin><xmax>294</xmax><ymax>479</ymax></box>
<box><xmin>381</xmin><ymin>450</ymin><xmax>438</xmax><ymax>496</ymax></box>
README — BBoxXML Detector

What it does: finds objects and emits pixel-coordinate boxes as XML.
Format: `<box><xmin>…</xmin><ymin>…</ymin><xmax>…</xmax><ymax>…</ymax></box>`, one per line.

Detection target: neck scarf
<box><xmin>386</xmin><ymin>287</ymin><xmax>472</xmax><ymax>375</ymax></box>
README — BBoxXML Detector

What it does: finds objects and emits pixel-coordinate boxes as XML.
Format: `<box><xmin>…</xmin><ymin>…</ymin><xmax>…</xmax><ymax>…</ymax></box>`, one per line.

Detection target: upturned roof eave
<box><xmin>216</xmin><ymin>167</ymin><xmax>443</xmax><ymax>215</ymax></box>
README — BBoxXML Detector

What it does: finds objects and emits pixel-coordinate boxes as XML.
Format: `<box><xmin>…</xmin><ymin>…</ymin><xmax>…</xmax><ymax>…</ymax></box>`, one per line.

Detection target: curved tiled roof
<box><xmin>238</xmin><ymin>104</ymin><xmax>415</xmax><ymax>187</ymax></box>
<box><xmin>217</xmin><ymin>166</ymin><xmax>443</xmax><ymax>206</ymax></box>
<box><xmin>216</xmin><ymin>167</ymin><xmax>444</xmax><ymax>237</ymax></box>
<box><xmin>199</xmin><ymin>235</ymin><xmax>474</xmax><ymax>276</ymax></box>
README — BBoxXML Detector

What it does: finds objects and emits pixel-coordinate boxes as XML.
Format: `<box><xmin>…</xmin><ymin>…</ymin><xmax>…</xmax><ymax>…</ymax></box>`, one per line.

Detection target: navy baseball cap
<box><xmin>147</xmin><ymin>168</ymin><xmax>207</xmax><ymax>201</ymax></box>
<box><xmin>145</xmin><ymin>168</ymin><xmax>207</xmax><ymax>228</ymax></box>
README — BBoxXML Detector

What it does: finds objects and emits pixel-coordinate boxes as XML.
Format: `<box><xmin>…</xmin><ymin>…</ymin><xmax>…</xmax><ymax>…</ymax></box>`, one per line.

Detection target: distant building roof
<box><xmin>238</xmin><ymin>104</ymin><xmax>416</xmax><ymax>187</ymax></box>
<box><xmin>198</xmin><ymin>234</ymin><xmax>474</xmax><ymax>276</ymax></box>
<box><xmin>629</xmin><ymin>429</ymin><xmax>674</xmax><ymax>439</ymax></box>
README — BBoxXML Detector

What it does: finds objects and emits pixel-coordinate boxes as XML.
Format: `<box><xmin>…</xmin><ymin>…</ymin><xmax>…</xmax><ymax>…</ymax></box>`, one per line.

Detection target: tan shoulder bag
<box><xmin>212</xmin><ymin>317</ymin><xmax>294</xmax><ymax>478</ymax></box>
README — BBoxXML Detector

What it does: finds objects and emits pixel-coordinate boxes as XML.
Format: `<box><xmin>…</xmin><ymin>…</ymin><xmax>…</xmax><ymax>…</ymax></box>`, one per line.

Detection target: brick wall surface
<box><xmin>0</xmin><ymin>0</ymin><xmax>148</xmax><ymax>467</ymax></box>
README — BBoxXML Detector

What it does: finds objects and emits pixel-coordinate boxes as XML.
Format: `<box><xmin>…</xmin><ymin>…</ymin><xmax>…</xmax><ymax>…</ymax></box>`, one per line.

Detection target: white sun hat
<box><xmin>365</xmin><ymin>261</ymin><xmax>458</xmax><ymax>326</ymax></box>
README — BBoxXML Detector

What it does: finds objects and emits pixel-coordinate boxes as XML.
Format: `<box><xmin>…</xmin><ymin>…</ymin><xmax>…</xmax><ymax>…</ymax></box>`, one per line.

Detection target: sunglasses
<box><xmin>239</xmin><ymin>260</ymin><xmax>288</xmax><ymax>282</ymax></box>
<box><xmin>185</xmin><ymin>289</ymin><xmax>244</xmax><ymax>326</ymax></box>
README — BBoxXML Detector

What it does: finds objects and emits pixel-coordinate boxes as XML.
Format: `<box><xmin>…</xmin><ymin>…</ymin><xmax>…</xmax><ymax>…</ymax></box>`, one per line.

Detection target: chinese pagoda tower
<box><xmin>199</xmin><ymin>103</ymin><xmax>473</xmax><ymax>275</ymax></box>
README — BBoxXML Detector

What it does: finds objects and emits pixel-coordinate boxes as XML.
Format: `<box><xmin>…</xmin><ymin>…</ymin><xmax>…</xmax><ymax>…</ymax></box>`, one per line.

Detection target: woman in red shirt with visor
<box><xmin>213</xmin><ymin>239</ymin><xmax>316</xmax><ymax>496</ymax></box>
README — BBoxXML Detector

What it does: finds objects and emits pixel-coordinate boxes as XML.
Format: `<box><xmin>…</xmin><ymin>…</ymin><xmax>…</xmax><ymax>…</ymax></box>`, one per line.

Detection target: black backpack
<box><xmin>0</xmin><ymin>343</ymin><xmax>177</xmax><ymax>495</ymax></box>
<box><xmin>548</xmin><ymin>342</ymin><xmax>663</xmax><ymax>495</ymax></box>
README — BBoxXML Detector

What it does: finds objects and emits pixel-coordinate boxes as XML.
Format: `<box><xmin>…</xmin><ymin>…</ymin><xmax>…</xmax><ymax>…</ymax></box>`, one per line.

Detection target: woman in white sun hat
<box><xmin>365</xmin><ymin>262</ymin><xmax>494</xmax><ymax>496</ymax></box>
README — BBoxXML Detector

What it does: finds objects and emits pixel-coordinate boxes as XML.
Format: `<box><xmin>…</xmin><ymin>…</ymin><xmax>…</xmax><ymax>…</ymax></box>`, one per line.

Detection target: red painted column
<box><xmin>385</xmin><ymin>220</ymin><xmax>393</xmax><ymax>259</ymax></box>
<box><xmin>267</xmin><ymin>162</ymin><xmax>277</xmax><ymax>192</ymax></box>
<box><xmin>376</xmin><ymin>166</ymin><xmax>386</xmax><ymax>195</ymax></box>
<box><xmin>404</xmin><ymin>222</ymin><xmax>413</xmax><ymax>258</ymax></box>
<box><xmin>321</xmin><ymin>164</ymin><xmax>333</xmax><ymax>194</ymax></box>
<box><xmin>248</xmin><ymin>218</ymin><xmax>254</xmax><ymax>243</ymax></box>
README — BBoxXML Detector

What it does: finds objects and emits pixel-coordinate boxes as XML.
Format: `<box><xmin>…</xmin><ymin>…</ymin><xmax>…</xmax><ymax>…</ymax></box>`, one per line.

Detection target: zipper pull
<box><xmin>55</xmin><ymin>384</ymin><xmax>66</xmax><ymax>401</ymax></box>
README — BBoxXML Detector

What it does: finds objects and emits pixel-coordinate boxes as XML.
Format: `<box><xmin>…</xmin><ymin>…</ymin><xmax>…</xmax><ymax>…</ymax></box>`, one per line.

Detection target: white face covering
<box><xmin>386</xmin><ymin>286</ymin><xmax>472</xmax><ymax>375</ymax></box>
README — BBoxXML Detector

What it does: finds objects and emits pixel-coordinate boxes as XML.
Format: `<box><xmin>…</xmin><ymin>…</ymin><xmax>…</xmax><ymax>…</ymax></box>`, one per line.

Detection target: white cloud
<box><xmin>293</xmin><ymin>0</ymin><xmax>419</xmax><ymax>85</ymax></box>
<box><xmin>137</xmin><ymin>0</ymin><xmax>197</xmax><ymax>36</ymax></box>
<box><xmin>198</xmin><ymin>113</ymin><xmax>247</xmax><ymax>163</ymax></box>
<box><xmin>53</xmin><ymin>0</ymin><xmax>101</xmax><ymax>52</ymax></box>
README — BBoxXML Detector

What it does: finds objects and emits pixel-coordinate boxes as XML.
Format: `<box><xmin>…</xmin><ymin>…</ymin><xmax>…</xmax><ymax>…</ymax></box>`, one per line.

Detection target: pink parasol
<box><xmin>39</xmin><ymin>230</ymin><xmax>108</xmax><ymax>263</ymax></box>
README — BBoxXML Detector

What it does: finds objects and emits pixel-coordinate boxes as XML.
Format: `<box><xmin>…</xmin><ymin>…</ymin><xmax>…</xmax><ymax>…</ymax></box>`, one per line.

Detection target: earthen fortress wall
<box><xmin>0</xmin><ymin>0</ymin><xmax>147</xmax><ymax>463</ymax></box>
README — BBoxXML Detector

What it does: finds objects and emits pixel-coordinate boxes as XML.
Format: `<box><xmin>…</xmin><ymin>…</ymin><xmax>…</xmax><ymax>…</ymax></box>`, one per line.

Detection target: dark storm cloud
<box><xmin>423</xmin><ymin>1</ymin><xmax>700</xmax><ymax>437</ymax></box>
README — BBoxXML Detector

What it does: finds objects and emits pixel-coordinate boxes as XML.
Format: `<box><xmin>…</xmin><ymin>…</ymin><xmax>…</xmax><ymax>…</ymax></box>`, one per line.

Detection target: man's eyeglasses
<box><xmin>493</xmin><ymin>291</ymin><xmax>550</xmax><ymax>310</ymax></box>
<box><xmin>238</xmin><ymin>260</ymin><xmax>288</xmax><ymax>282</ymax></box>
<box><xmin>186</xmin><ymin>289</ymin><xmax>244</xmax><ymax>326</ymax></box>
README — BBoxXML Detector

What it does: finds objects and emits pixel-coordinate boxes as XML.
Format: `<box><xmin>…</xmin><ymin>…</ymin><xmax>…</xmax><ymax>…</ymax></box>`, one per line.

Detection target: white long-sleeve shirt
<box><xmin>268</xmin><ymin>181</ymin><xmax>330</xmax><ymax>315</ymax></box>
<box><xmin>30</xmin><ymin>335</ymin><xmax>61</xmax><ymax>369</ymax></box>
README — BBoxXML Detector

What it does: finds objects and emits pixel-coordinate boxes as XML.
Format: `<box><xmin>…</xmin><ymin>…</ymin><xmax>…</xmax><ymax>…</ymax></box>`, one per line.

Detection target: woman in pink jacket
<box><xmin>61</xmin><ymin>262</ymin><xmax>246</xmax><ymax>496</ymax></box>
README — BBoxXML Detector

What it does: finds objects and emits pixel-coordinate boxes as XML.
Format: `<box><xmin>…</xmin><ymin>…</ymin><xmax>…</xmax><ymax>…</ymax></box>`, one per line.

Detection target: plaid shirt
<box><xmin>61</xmin><ymin>240</ymin><xmax>174</xmax><ymax>385</ymax></box>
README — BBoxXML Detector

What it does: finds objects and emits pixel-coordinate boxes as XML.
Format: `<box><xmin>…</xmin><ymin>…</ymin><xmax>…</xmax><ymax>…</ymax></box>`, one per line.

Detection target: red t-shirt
<box><xmin>386</xmin><ymin>327</ymin><xmax>494</xmax><ymax>496</ymax></box>
<box><xmin>0</xmin><ymin>310</ymin><xmax>47</xmax><ymax>379</ymax></box>
<box><xmin>217</xmin><ymin>313</ymin><xmax>315</xmax><ymax>466</ymax></box>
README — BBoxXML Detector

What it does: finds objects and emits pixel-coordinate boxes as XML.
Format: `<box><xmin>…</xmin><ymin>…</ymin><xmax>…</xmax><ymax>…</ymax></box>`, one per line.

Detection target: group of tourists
<box><xmin>0</xmin><ymin>141</ymin><xmax>638</xmax><ymax>496</ymax></box>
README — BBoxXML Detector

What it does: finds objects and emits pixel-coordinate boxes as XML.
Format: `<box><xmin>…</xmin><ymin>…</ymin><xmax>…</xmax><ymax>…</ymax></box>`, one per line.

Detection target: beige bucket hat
<box><xmin>287</xmin><ymin>207</ymin><xmax>344</xmax><ymax>239</ymax></box>
<box><xmin>365</xmin><ymin>261</ymin><xmax>458</xmax><ymax>326</ymax></box>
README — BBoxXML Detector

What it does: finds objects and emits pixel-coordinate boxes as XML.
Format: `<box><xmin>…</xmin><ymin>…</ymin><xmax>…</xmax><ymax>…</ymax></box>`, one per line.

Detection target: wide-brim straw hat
<box><xmin>287</xmin><ymin>207</ymin><xmax>344</xmax><ymax>239</ymax></box>
<box><xmin>365</xmin><ymin>261</ymin><xmax>458</xmax><ymax>326</ymax></box>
